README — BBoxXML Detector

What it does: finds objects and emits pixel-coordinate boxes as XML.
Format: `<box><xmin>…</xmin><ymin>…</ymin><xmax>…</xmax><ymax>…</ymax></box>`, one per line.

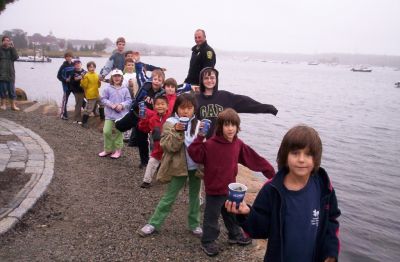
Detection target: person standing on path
<box><xmin>184</xmin><ymin>29</ymin><xmax>216</xmax><ymax>86</ymax></box>
<box><xmin>56</xmin><ymin>52</ymin><xmax>74</xmax><ymax>119</ymax></box>
<box><xmin>0</xmin><ymin>35</ymin><xmax>20</xmax><ymax>111</ymax></box>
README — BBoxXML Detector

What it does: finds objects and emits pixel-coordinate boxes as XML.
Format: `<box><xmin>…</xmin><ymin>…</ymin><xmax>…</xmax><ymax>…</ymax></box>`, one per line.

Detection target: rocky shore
<box><xmin>0</xmin><ymin>101</ymin><xmax>267</xmax><ymax>261</ymax></box>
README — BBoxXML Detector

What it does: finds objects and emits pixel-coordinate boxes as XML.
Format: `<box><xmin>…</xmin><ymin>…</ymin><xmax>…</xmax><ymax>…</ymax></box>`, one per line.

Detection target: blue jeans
<box><xmin>0</xmin><ymin>81</ymin><xmax>16</xmax><ymax>99</ymax></box>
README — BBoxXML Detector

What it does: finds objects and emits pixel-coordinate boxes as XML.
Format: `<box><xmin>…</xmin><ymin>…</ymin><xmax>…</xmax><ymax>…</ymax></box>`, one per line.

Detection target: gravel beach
<box><xmin>0</xmin><ymin>103</ymin><xmax>263</xmax><ymax>261</ymax></box>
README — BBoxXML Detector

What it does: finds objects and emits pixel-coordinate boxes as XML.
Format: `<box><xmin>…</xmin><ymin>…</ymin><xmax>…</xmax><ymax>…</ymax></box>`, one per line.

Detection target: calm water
<box><xmin>14</xmin><ymin>56</ymin><xmax>400</xmax><ymax>261</ymax></box>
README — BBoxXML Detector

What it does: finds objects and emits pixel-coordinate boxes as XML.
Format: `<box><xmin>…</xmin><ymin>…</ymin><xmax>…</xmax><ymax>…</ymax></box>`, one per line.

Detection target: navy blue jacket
<box><xmin>238</xmin><ymin>167</ymin><xmax>341</xmax><ymax>262</ymax></box>
<box><xmin>57</xmin><ymin>61</ymin><xmax>74</xmax><ymax>84</ymax></box>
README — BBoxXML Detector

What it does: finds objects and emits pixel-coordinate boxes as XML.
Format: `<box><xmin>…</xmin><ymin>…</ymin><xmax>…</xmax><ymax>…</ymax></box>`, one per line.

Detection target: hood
<box><xmin>209</xmin><ymin>134</ymin><xmax>237</xmax><ymax>144</ymax></box>
<box><xmin>199</xmin><ymin>67</ymin><xmax>219</xmax><ymax>94</ymax></box>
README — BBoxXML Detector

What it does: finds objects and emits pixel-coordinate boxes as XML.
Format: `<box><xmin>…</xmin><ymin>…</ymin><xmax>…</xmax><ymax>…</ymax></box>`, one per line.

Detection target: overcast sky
<box><xmin>1</xmin><ymin>0</ymin><xmax>399</xmax><ymax>55</ymax></box>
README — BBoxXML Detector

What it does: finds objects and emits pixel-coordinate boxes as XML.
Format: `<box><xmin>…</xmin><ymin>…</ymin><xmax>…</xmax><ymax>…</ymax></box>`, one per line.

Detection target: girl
<box><xmin>99</xmin><ymin>69</ymin><xmax>132</xmax><ymax>159</ymax></box>
<box><xmin>138</xmin><ymin>93</ymin><xmax>202</xmax><ymax>237</ymax></box>
<box><xmin>225</xmin><ymin>125</ymin><xmax>341</xmax><ymax>262</ymax></box>
<box><xmin>188</xmin><ymin>108</ymin><xmax>275</xmax><ymax>257</ymax></box>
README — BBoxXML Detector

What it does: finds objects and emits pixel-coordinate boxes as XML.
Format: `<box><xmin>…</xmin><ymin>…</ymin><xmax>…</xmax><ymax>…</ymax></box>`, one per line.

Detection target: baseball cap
<box><xmin>111</xmin><ymin>69</ymin><xmax>123</xmax><ymax>76</ymax></box>
<box><xmin>73</xmin><ymin>59</ymin><xmax>81</xmax><ymax>64</ymax></box>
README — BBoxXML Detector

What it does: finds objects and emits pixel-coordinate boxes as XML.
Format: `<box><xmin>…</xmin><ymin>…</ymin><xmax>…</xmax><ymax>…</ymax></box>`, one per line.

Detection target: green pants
<box><xmin>103</xmin><ymin>119</ymin><xmax>123</xmax><ymax>151</ymax></box>
<box><xmin>149</xmin><ymin>170</ymin><xmax>201</xmax><ymax>230</ymax></box>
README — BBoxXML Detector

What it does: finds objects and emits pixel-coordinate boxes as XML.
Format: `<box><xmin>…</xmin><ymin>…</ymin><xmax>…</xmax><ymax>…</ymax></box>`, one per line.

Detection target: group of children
<box><xmin>56</xmin><ymin>36</ymin><xmax>341</xmax><ymax>261</ymax></box>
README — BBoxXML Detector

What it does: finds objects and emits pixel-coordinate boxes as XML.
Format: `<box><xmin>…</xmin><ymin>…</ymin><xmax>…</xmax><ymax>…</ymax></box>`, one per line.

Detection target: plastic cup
<box><xmin>228</xmin><ymin>183</ymin><xmax>248</xmax><ymax>208</ymax></box>
<box><xmin>200</xmin><ymin>119</ymin><xmax>212</xmax><ymax>135</ymax></box>
<box><xmin>139</xmin><ymin>101</ymin><xmax>146</xmax><ymax>118</ymax></box>
<box><xmin>179</xmin><ymin>117</ymin><xmax>190</xmax><ymax>131</ymax></box>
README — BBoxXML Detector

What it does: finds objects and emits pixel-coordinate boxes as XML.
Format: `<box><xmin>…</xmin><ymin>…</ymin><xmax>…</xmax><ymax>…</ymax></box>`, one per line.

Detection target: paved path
<box><xmin>0</xmin><ymin>117</ymin><xmax>54</xmax><ymax>235</ymax></box>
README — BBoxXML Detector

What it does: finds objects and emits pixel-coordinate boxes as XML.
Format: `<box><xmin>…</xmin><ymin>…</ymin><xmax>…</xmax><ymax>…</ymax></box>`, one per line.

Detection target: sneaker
<box><xmin>228</xmin><ymin>234</ymin><xmax>252</xmax><ymax>246</ymax></box>
<box><xmin>11</xmin><ymin>106</ymin><xmax>20</xmax><ymax>111</ymax></box>
<box><xmin>98</xmin><ymin>151</ymin><xmax>112</xmax><ymax>157</ymax></box>
<box><xmin>201</xmin><ymin>242</ymin><xmax>219</xmax><ymax>257</ymax></box>
<box><xmin>140</xmin><ymin>182</ymin><xmax>152</xmax><ymax>188</ymax></box>
<box><xmin>73</xmin><ymin>121</ymin><xmax>78</xmax><ymax>124</ymax></box>
<box><xmin>110</xmin><ymin>149</ymin><xmax>122</xmax><ymax>159</ymax></box>
<box><xmin>78</xmin><ymin>121</ymin><xmax>83</xmax><ymax>125</ymax></box>
<box><xmin>0</xmin><ymin>105</ymin><xmax>6</xmax><ymax>110</ymax></box>
<box><xmin>61</xmin><ymin>115</ymin><xmax>68</xmax><ymax>120</ymax></box>
<box><xmin>191</xmin><ymin>226</ymin><xmax>203</xmax><ymax>237</ymax></box>
<box><xmin>138</xmin><ymin>224</ymin><xmax>155</xmax><ymax>237</ymax></box>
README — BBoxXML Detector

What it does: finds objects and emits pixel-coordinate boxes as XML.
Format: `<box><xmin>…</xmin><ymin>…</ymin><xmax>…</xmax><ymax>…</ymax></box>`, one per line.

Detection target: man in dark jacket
<box><xmin>184</xmin><ymin>29</ymin><xmax>216</xmax><ymax>86</ymax></box>
<box><xmin>56</xmin><ymin>52</ymin><xmax>74</xmax><ymax>119</ymax></box>
<box><xmin>0</xmin><ymin>35</ymin><xmax>19</xmax><ymax>111</ymax></box>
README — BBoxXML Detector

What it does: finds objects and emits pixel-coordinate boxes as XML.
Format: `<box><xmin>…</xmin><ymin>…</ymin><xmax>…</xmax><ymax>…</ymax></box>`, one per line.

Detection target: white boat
<box><xmin>17</xmin><ymin>55</ymin><xmax>51</xmax><ymax>63</ymax></box>
<box><xmin>351</xmin><ymin>66</ymin><xmax>372</xmax><ymax>72</ymax></box>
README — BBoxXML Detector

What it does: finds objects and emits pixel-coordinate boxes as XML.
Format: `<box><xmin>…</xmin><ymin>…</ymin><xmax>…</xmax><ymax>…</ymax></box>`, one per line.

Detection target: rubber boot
<box><xmin>0</xmin><ymin>99</ymin><xmax>6</xmax><ymax>110</ymax></box>
<box><xmin>11</xmin><ymin>100</ymin><xmax>20</xmax><ymax>111</ymax></box>
<box><xmin>99</xmin><ymin>107</ymin><xmax>105</xmax><ymax>120</ymax></box>
<box><xmin>81</xmin><ymin>114</ymin><xmax>89</xmax><ymax>128</ymax></box>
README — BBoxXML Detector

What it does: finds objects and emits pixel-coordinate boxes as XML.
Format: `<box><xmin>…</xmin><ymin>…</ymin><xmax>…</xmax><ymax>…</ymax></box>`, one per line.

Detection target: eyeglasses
<box><xmin>204</xmin><ymin>76</ymin><xmax>216</xmax><ymax>81</ymax></box>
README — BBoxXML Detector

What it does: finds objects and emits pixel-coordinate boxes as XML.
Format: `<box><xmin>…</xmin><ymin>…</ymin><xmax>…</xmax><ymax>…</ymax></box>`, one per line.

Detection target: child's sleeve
<box><xmin>138</xmin><ymin>117</ymin><xmax>151</xmax><ymax>133</ymax></box>
<box><xmin>322</xmin><ymin>188</ymin><xmax>341</xmax><ymax>260</ymax></box>
<box><xmin>176</xmin><ymin>83</ymin><xmax>192</xmax><ymax>95</ymax></box>
<box><xmin>160</xmin><ymin>121</ymin><xmax>184</xmax><ymax>153</ymax></box>
<box><xmin>237</xmin><ymin>184</ymin><xmax>273</xmax><ymax>239</ymax></box>
<box><xmin>100</xmin><ymin>56</ymin><xmax>114</xmax><ymax>78</ymax></box>
<box><xmin>230</xmin><ymin>92</ymin><xmax>278</xmax><ymax>116</ymax></box>
<box><xmin>187</xmin><ymin>135</ymin><xmax>206</xmax><ymax>164</ymax></box>
<box><xmin>239</xmin><ymin>143</ymin><xmax>275</xmax><ymax>179</ymax></box>
<box><xmin>100</xmin><ymin>87</ymin><xmax>112</xmax><ymax>108</ymax></box>
<box><xmin>121</xmin><ymin>89</ymin><xmax>132</xmax><ymax>109</ymax></box>
<box><xmin>80</xmin><ymin>75</ymin><xmax>88</xmax><ymax>89</ymax></box>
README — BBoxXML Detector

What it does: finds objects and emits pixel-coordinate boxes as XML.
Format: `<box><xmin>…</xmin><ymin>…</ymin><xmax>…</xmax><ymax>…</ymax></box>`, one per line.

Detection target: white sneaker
<box><xmin>138</xmin><ymin>224</ymin><xmax>155</xmax><ymax>237</ymax></box>
<box><xmin>191</xmin><ymin>226</ymin><xmax>203</xmax><ymax>237</ymax></box>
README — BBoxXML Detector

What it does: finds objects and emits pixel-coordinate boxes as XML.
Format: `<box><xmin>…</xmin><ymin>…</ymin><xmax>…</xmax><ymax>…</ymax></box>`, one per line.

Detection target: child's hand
<box><xmin>161</xmin><ymin>68</ymin><xmax>167</xmax><ymax>72</ymax></box>
<box><xmin>225</xmin><ymin>200</ymin><xmax>250</xmax><ymax>215</ymax></box>
<box><xmin>324</xmin><ymin>258</ymin><xmax>336</xmax><ymax>262</ymax></box>
<box><xmin>115</xmin><ymin>104</ymin><xmax>123</xmax><ymax>112</ymax></box>
<box><xmin>110</xmin><ymin>104</ymin><xmax>117</xmax><ymax>110</ymax></box>
<box><xmin>174</xmin><ymin>122</ymin><xmax>186</xmax><ymax>132</ymax></box>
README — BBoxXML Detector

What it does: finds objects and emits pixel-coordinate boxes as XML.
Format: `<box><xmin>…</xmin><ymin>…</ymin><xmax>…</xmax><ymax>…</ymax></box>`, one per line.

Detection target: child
<box><xmin>138</xmin><ymin>93</ymin><xmax>202</xmax><ymax>237</ymax></box>
<box><xmin>80</xmin><ymin>61</ymin><xmax>102</xmax><ymax>127</ymax></box>
<box><xmin>164</xmin><ymin>77</ymin><xmax>193</xmax><ymax>114</ymax></box>
<box><xmin>196</xmin><ymin>67</ymin><xmax>278</xmax><ymax>138</ymax></box>
<box><xmin>66</xmin><ymin>60</ymin><xmax>86</xmax><ymax>124</ymax></box>
<box><xmin>122</xmin><ymin>58</ymin><xmax>139</xmax><ymax>97</ymax></box>
<box><xmin>132</xmin><ymin>52</ymin><xmax>166</xmax><ymax>88</ymax></box>
<box><xmin>225</xmin><ymin>125</ymin><xmax>341</xmax><ymax>262</ymax></box>
<box><xmin>99</xmin><ymin>37</ymin><xmax>126</xmax><ymax>81</ymax></box>
<box><xmin>56</xmin><ymin>52</ymin><xmax>74</xmax><ymax>120</ymax></box>
<box><xmin>138</xmin><ymin>95</ymin><xmax>170</xmax><ymax>188</ymax></box>
<box><xmin>188</xmin><ymin>108</ymin><xmax>275</xmax><ymax>257</ymax></box>
<box><xmin>131</xmin><ymin>69</ymin><xmax>166</xmax><ymax>168</ymax></box>
<box><xmin>99</xmin><ymin>69</ymin><xmax>132</xmax><ymax>159</ymax></box>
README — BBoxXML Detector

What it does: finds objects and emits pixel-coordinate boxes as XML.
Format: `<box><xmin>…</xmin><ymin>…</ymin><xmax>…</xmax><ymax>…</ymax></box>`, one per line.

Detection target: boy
<box><xmin>188</xmin><ymin>108</ymin><xmax>275</xmax><ymax>257</ymax></box>
<box><xmin>196</xmin><ymin>67</ymin><xmax>278</xmax><ymax>138</ymax></box>
<box><xmin>66</xmin><ymin>60</ymin><xmax>86</xmax><ymax>124</ymax></box>
<box><xmin>122</xmin><ymin>58</ymin><xmax>139</xmax><ymax>98</ymax></box>
<box><xmin>164</xmin><ymin>77</ymin><xmax>193</xmax><ymax>114</ymax></box>
<box><xmin>226</xmin><ymin>125</ymin><xmax>341</xmax><ymax>262</ymax></box>
<box><xmin>132</xmin><ymin>51</ymin><xmax>166</xmax><ymax>88</ymax></box>
<box><xmin>138</xmin><ymin>95</ymin><xmax>170</xmax><ymax>188</ymax></box>
<box><xmin>80</xmin><ymin>61</ymin><xmax>102</xmax><ymax>127</ymax></box>
<box><xmin>57</xmin><ymin>52</ymin><xmax>74</xmax><ymax>119</ymax></box>
<box><xmin>99</xmin><ymin>37</ymin><xmax>126</xmax><ymax>81</ymax></box>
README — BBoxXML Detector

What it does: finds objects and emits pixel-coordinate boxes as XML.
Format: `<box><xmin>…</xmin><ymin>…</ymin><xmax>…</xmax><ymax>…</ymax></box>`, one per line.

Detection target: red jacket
<box><xmin>138</xmin><ymin>109</ymin><xmax>170</xmax><ymax>160</ymax></box>
<box><xmin>188</xmin><ymin>134</ymin><xmax>275</xmax><ymax>195</ymax></box>
<box><xmin>166</xmin><ymin>94</ymin><xmax>176</xmax><ymax>115</ymax></box>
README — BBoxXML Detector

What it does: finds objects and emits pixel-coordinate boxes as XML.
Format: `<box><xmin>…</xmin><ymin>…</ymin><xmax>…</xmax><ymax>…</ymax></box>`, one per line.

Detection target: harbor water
<box><xmin>13</xmin><ymin>56</ymin><xmax>400</xmax><ymax>261</ymax></box>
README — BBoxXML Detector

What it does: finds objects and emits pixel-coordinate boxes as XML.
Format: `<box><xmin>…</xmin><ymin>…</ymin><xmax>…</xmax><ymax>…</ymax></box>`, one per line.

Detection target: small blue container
<box><xmin>228</xmin><ymin>183</ymin><xmax>248</xmax><ymax>208</ymax></box>
<box><xmin>200</xmin><ymin>119</ymin><xmax>212</xmax><ymax>135</ymax></box>
<box><xmin>139</xmin><ymin>101</ymin><xmax>146</xmax><ymax>118</ymax></box>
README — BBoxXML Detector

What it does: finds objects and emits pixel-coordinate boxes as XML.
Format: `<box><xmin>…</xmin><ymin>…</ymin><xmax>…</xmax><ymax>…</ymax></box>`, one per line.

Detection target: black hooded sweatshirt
<box><xmin>195</xmin><ymin>67</ymin><xmax>278</xmax><ymax>138</ymax></box>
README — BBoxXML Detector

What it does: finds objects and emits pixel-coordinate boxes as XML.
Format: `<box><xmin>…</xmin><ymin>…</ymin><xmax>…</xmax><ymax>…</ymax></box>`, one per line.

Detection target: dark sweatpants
<box><xmin>201</xmin><ymin>194</ymin><xmax>242</xmax><ymax>244</ymax></box>
<box><xmin>136</xmin><ymin>127</ymin><xmax>149</xmax><ymax>165</ymax></box>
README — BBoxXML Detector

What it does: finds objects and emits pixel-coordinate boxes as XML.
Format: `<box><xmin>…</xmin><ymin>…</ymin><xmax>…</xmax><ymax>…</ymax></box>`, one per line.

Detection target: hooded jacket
<box><xmin>188</xmin><ymin>134</ymin><xmax>275</xmax><ymax>195</ymax></box>
<box><xmin>195</xmin><ymin>67</ymin><xmax>278</xmax><ymax>138</ymax></box>
<box><xmin>184</xmin><ymin>41</ymin><xmax>216</xmax><ymax>85</ymax></box>
<box><xmin>237</xmin><ymin>167</ymin><xmax>341</xmax><ymax>262</ymax></box>
<box><xmin>57</xmin><ymin>60</ymin><xmax>74</xmax><ymax>84</ymax></box>
<box><xmin>0</xmin><ymin>46</ymin><xmax>18</xmax><ymax>82</ymax></box>
<box><xmin>138</xmin><ymin>109</ymin><xmax>170</xmax><ymax>160</ymax></box>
